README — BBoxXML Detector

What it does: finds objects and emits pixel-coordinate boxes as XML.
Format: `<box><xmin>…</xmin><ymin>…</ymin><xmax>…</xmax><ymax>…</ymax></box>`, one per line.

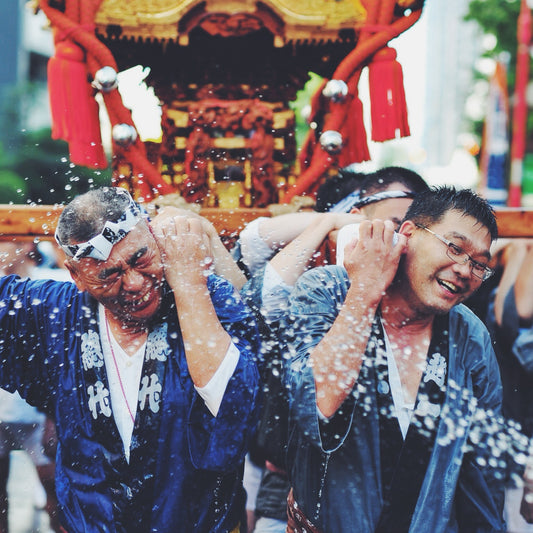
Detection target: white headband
<box><xmin>55</xmin><ymin>191</ymin><xmax>143</xmax><ymax>261</ymax></box>
<box><xmin>329</xmin><ymin>189</ymin><xmax>415</xmax><ymax>213</ymax></box>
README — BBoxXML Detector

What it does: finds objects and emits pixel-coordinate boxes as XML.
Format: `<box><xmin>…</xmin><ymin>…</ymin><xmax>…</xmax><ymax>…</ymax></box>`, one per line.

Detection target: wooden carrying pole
<box><xmin>0</xmin><ymin>205</ymin><xmax>531</xmax><ymax>240</ymax></box>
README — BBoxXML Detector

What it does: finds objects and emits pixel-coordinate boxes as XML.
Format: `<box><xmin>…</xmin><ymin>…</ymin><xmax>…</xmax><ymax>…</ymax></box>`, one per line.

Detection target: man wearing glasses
<box><xmin>284</xmin><ymin>186</ymin><xmax>505</xmax><ymax>533</ymax></box>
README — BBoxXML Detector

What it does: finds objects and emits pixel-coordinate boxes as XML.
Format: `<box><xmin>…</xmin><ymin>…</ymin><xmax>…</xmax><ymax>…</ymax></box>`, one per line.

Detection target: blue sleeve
<box><xmin>451</xmin><ymin>307</ymin><xmax>506</xmax><ymax>532</ymax></box>
<box><xmin>283</xmin><ymin>266</ymin><xmax>357</xmax><ymax>453</ymax></box>
<box><xmin>499</xmin><ymin>285</ymin><xmax>521</xmax><ymax>339</ymax></box>
<box><xmin>0</xmin><ymin>275</ymin><xmax>79</xmax><ymax>412</ymax></box>
<box><xmin>187</xmin><ymin>275</ymin><xmax>262</xmax><ymax>471</ymax></box>
<box><xmin>498</xmin><ymin>286</ymin><xmax>533</xmax><ymax>375</ymax></box>
<box><xmin>468</xmin><ymin>319</ymin><xmax>503</xmax><ymax>416</ymax></box>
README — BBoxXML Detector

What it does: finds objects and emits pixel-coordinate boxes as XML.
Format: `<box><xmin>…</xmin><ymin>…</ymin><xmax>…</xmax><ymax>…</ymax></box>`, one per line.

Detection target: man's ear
<box><xmin>64</xmin><ymin>260</ymin><xmax>86</xmax><ymax>292</ymax></box>
<box><xmin>398</xmin><ymin>220</ymin><xmax>417</xmax><ymax>238</ymax></box>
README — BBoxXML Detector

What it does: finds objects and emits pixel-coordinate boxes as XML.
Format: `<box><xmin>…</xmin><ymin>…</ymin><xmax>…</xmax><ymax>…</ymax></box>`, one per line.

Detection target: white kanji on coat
<box><xmin>145</xmin><ymin>323</ymin><xmax>169</xmax><ymax>362</ymax></box>
<box><xmin>81</xmin><ymin>330</ymin><xmax>104</xmax><ymax>370</ymax></box>
<box><xmin>88</xmin><ymin>380</ymin><xmax>112</xmax><ymax>419</ymax></box>
<box><xmin>138</xmin><ymin>374</ymin><xmax>162</xmax><ymax>413</ymax></box>
<box><xmin>423</xmin><ymin>352</ymin><xmax>446</xmax><ymax>388</ymax></box>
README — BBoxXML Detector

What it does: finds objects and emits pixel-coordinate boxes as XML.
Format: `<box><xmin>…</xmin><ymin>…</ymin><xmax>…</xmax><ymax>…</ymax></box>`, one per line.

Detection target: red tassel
<box><xmin>338</xmin><ymin>91</ymin><xmax>370</xmax><ymax>166</ymax></box>
<box><xmin>368</xmin><ymin>46</ymin><xmax>410</xmax><ymax>142</ymax></box>
<box><xmin>47</xmin><ymin>41</ymin><xmax>107</xmax><ymax>168</ymax></box>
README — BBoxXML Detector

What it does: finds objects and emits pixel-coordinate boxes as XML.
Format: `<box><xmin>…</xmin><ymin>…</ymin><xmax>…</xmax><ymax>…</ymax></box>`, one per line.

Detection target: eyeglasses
<box><xmin>415</xmin><ymin>224</ymin><xmax>494</xmax><ymax>281</ymax></box>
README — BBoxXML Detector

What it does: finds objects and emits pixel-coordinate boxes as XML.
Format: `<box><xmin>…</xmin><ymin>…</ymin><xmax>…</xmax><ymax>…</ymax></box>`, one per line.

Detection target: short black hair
<box><xmin>314</xmin><ymin>167</ymin><xmax>366</xmax><ymax>212</ymax></box>
<box><xmin>402</xmin><ymin>186</ymin><xmax>498</xmax><ymax>241</ymax></box>
<box><xmin>359</xmin><ymin>166</ymin><xmax>429</xmax><ymax>198</ymax></box>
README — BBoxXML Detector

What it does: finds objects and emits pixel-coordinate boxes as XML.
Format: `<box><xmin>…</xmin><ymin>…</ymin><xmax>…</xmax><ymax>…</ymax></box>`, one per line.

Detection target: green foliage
<box><xmin>465</xmin><ymin>0</ymin><xmax>525</xmax><ymax>99</ymax></box>
<box><xmin>0</xmin><ymin>128</ymin><xmax>111</xmax><ymax>205</ymax></box>
<box><xmin>290</xmin><ymin>72</ymin><xmax>325</xmax><ymax>150</ymax></box>
<box><xmin>465</xmin><ymin>0</ymin><xmax>533</xmax><ymax>151</ymax></box>
<box><xmin>0</xmin><ymin>169</ymin><xmax>28</xmax><ymax>203</ymax></box>
<box><xmin>0</xmin><ymin>82</ymin><xmax>111</xmax><ymax>205</ymax></box>
<box><xmin>465</xmin><ymin>0</ymin><xmax>521</xmax><ymax>61</ymax></box>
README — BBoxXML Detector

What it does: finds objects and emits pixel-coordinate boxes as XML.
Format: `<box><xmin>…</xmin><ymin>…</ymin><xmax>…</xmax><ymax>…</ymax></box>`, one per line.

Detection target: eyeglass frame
<box><xmin>415</xmin><ymin>223</ymin><xmax>494</xmax><ymax>281</ymax></box>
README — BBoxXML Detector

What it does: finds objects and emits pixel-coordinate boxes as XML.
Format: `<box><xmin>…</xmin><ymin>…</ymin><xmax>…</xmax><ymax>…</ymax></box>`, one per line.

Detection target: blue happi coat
<box><xmin>284</xmin><ymin>266</ymin><xmax>506</xmax><ymax>533</ymax></box>
<box><xmin>0</xmin><ymin>273</ymin><xmax>261</xmax><ymax>532</ymax></box>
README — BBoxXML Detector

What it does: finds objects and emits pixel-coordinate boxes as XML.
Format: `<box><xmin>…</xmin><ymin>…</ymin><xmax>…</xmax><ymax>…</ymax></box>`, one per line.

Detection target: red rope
<box><xmin>378</xmin><ymin>0</ymin><xmax>397</xmax><ymax>26</ymax></box>
<box><xmin>39</xmin><ymin>0</ymin><xmax>172</xmax><ymax>201</ymax></box>
<box><xmin>282</xmin><ymin>5</ymin><xmax>422</xmax><ymax>203</ymax></box>
<box><xmin>39</xmin><ymin>0</ymin><xmax>117</xmax><ymax>71</ymax></box>
<box><xmin>338</xmin><ymin>72</ymin><xmax>370</xmax><ymax>167</ymax></box>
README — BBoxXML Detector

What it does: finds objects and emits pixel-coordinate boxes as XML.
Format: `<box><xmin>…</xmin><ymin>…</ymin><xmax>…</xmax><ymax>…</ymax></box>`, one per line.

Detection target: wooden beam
<box><xmin>0</xmin><ymin>205</ymin><xmax>64</xmax><ymax>241</ymax></box>
<box><xmin>0</xmin><ymin>205</ymin><xmax>531</xmax><ymax>240</ymax></box>
<box><xmin>493</xmin><ymin>208</ymin><xmax>533</xmax><ymax>237</ymax></box>
<box><xmin>0</xmin><ymin>205</ymin><xmax>271</xmax><ymax>241</ymax></box>
<box><xmin>199</xmin><ymin>207</ymin><xmax>270</xmax><ymax>236</ymax></box>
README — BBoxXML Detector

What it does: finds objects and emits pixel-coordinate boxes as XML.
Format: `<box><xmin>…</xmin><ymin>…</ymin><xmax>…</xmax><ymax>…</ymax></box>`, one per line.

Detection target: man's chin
<box><xmin>427</xmin><ymin>298</ymin><xmax>462</xmax><ymax>316</ymax></box>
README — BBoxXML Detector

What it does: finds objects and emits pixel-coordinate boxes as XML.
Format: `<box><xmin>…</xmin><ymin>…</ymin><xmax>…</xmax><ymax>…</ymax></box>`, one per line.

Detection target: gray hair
<box><xmin>56</xmin><ymin>187</ymin><xmax>133</xmax><ymax>245</ymax></box>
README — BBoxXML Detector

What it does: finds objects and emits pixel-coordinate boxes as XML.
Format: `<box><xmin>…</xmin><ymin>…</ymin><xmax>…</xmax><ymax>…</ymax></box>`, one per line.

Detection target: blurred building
<box><xmin>0</xmin><ymin>0</ymin><xmax>53</xmax><ymax>134</ymax></box>
<box><xmin>422</xmin><ymin>0</ymin><xmax>483</xmax><ymax>167</ymax></box>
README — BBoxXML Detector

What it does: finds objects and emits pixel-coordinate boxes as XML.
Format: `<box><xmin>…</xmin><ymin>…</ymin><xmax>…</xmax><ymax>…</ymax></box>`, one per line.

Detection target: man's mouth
<box><xmin>437</xmin><ymin>279</ymin><xmax>463</xmax><ymax>295</ymax></box>
<box><xmin>124</xmin><ymin>289</ymin><xmax>153</xmax><ymax>310</ymax></box>
<box><xmin>139</xmin><ymin>291</ymin><xmax>151</xmax><ymax>304</ymax></box>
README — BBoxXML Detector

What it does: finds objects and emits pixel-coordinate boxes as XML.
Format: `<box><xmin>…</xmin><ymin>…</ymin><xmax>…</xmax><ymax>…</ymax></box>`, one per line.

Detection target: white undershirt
<box><xmin>98</xmin><ymin>304</ymin><xmax>239</xmax><ymax>461</ymax></box>
<box><xmin>100</xmin><ymin>312</ymin><xmax>144</xmax><ymax>461</ymax></box>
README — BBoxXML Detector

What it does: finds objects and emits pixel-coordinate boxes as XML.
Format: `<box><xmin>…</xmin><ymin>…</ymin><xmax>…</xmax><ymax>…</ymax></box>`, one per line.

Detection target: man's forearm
<box><xmin>210</xmin><ymin>238</ymin><xmax>247</xmax><ymax>290</ymax></box>
<box><xmin>493</xmin><ymin>241</ymin><xmax>529</xmax><ymax>326</ymax></box>
<box><xmin>515</xmin><ymin>245</ymin><xmax>533</xmax><ymax>323</ymax></box>
<box><xmin>258</xmin><ymin>212</ymin><xmax>322</xmax><ymax>250</ymax></box>
<box><xmin>309</xmin><ymin>288</ymin><xmax>379</xmax><ymax>418</ymax></box>
<box><xmin>269</xmin><ymin>215</ymin><xmax>335</xmax><ymax>286</ymax></box>
<box><xmin>173</xmin><ymin>283</ymin><xmax>232</xmax><ymax>387</ymax></box>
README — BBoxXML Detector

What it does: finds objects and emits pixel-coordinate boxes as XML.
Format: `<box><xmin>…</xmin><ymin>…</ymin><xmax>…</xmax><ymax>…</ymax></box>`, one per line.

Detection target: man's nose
<box><xmin>122</xmin><ymin>268</ymin><xmax>144</xmax><ymax>291</ymax></box>
<box><xmin>451</xmin><ymin>259</ymin><xmax>472</xmax><ymax>278</ymax></box>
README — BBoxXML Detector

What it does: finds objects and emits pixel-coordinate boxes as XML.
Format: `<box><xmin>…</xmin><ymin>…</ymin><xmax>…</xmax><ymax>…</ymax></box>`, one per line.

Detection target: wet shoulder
<box><xmin>291</xmin><ymin>265</ymin><xmax>350</xmax><ymax>310</ymax></box>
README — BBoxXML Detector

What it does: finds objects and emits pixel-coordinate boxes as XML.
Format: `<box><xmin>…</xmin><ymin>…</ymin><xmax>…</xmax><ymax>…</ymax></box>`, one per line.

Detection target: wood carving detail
<box><xmin>198</xmin><ymin>13</ymin><xmax>264</xmax><ymax>37</ymax></box>
<box><xmin>176</xmin><ymin>99</ymin><xmax>277</xmax><ymax>207</ymax></box>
